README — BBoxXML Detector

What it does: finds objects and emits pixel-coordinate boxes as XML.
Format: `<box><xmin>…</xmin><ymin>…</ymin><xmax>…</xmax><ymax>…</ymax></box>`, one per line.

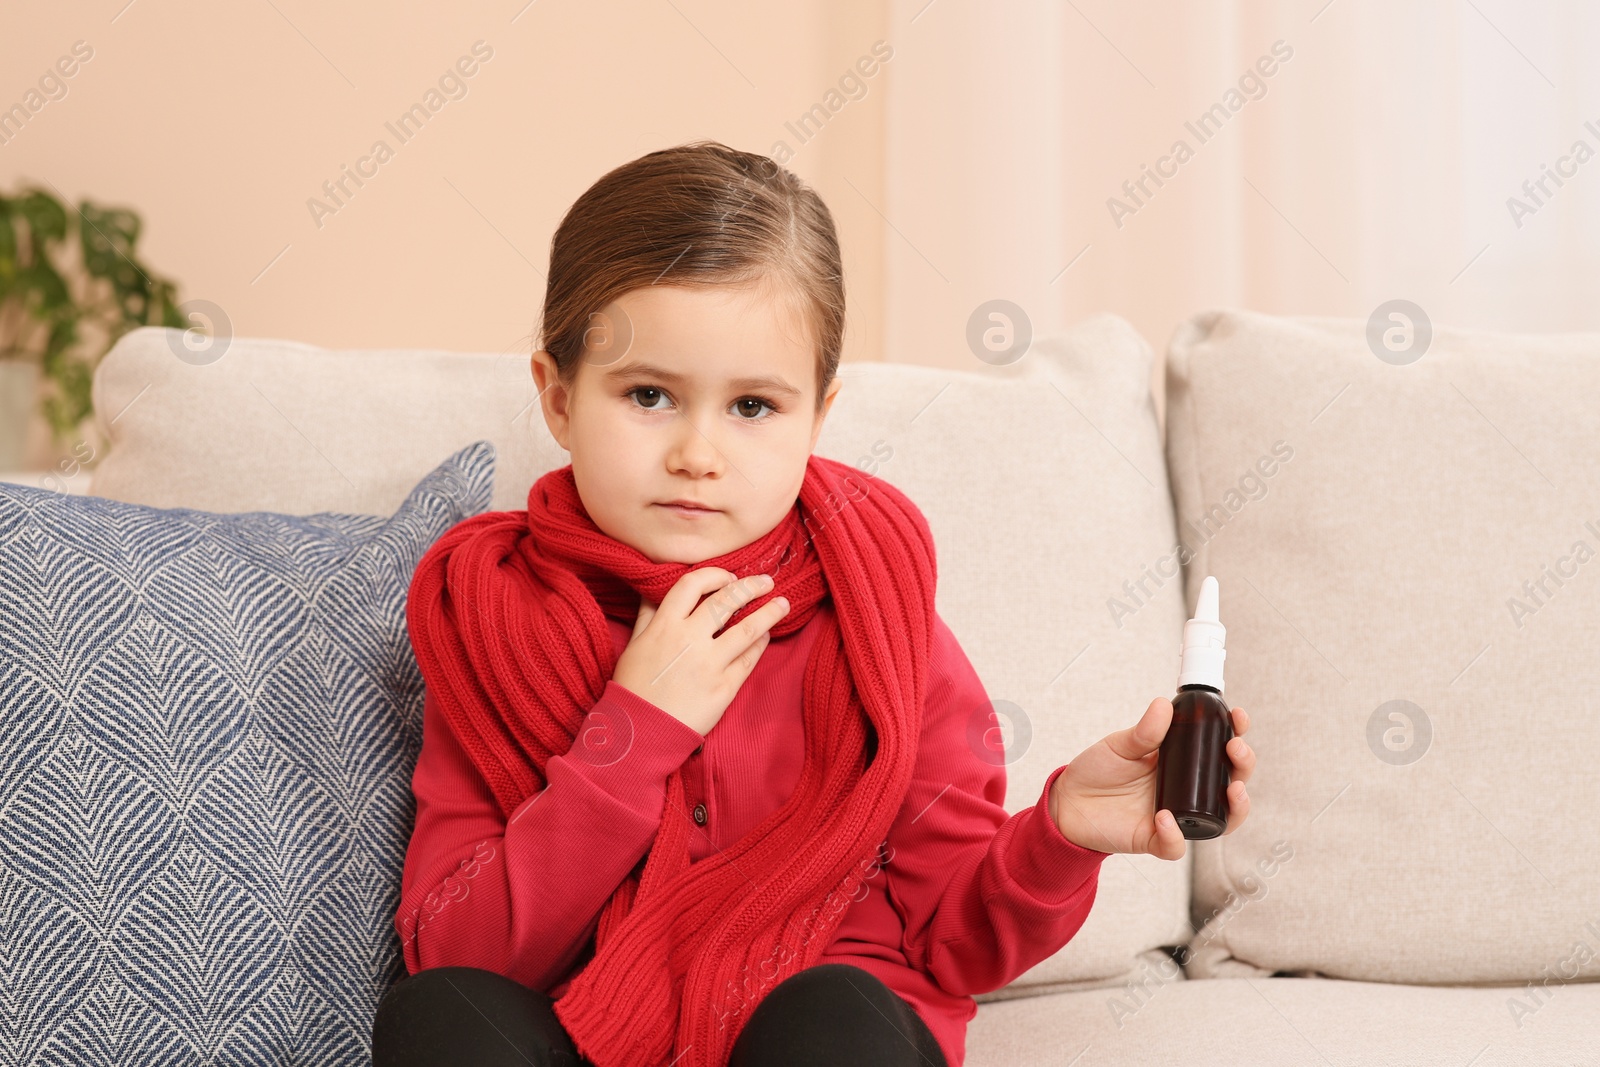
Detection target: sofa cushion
<box><xmin>0</xmin><ymin>442</ymin><xmax>493</xmax><ymax>1064</ymax></box>
<box><xmin>87</xmin><ymin>313</ymin><xmax>1190</xmax><ymax>994</ymax></box>
<box><xmin>1163</xmin><ymin>308</ymin><xmax>1600</xmax><ymax>983</ymax></box>
<box><xmin>967</xmin><ymin>975</ymin><xmax>1600</xmax><ymax>1066</ymax></box>
<box><xmin>89</xmin><ymin>327</ymin><xmax>561</xmax><ymax>516</ymax></box>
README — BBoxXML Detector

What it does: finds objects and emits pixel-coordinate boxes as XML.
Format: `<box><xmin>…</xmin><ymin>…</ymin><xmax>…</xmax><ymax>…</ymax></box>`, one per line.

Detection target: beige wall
<box><xmin>1</xmin><ymin>1</ymin><xmax>891</xmax><ymax>468</ymax></box>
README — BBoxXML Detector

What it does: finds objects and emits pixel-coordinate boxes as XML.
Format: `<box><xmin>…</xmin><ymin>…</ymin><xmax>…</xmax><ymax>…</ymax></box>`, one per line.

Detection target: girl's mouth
<box><xmin>655</xmin><ymin>502</ymin><xmax>720</xmax><ymax>518</ymax></box>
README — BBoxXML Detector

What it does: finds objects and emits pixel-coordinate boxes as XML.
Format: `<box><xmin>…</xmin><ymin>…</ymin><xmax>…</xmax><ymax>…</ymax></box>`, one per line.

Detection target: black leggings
<box><xmin>371</xmin><ymin>961</ymin><xmax>950</xmax><ymax>1067</ymax></box>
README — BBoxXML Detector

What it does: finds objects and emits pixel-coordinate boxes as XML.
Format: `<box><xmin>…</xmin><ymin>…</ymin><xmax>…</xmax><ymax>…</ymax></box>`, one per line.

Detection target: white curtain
<box><xmin>881</xmin><ymin>0</ymin><xmax>1600</xmax><ymax>410</ymax></box>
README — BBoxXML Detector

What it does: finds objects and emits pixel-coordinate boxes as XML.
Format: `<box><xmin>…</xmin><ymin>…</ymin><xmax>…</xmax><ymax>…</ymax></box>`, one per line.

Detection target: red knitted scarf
<box><xmin>405</xmin><ymin>454</ymin><xmax>936</xmax><ymax>1067</ymax></box>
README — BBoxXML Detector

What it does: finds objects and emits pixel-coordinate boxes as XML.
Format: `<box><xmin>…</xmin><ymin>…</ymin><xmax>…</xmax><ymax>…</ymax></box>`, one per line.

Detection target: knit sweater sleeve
<box><xmin>882</xmin><ymin>612</ymin><xmax>1112</xmax><ymax>997</ymax></box>
<box><xmin>394</xmin><ymin>679</ymin><xmax>705</xmax><ymax>990</ymax></box>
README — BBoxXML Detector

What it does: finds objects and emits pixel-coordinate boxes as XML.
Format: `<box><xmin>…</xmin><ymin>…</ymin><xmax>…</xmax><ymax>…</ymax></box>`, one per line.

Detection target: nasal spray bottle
<box><xmin>1155</xmin><ymin>575</ymin><xmax>1233</xmax><ymax>840</ymax></box>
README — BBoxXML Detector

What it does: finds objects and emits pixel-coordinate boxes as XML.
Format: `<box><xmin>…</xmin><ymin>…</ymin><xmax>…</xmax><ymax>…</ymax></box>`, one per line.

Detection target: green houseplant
<box><xmin>0</xmin><ymin>186</ymin><xmax>185</xmax><ymax>465</ymax></box>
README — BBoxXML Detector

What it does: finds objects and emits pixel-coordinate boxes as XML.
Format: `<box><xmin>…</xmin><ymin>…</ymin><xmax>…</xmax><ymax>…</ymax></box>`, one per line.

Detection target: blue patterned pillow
<box><xmin>0</xmin><ymin>441</ymin><xmax>495</xmax><ymax>1066</ymax></box>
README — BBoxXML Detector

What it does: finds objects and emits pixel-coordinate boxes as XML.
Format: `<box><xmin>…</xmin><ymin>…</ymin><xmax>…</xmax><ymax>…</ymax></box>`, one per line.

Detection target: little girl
<box><xmin>372</xmin><ymin>141</ymin><xmax>1254</xmax><ymax>1067</ymax></box>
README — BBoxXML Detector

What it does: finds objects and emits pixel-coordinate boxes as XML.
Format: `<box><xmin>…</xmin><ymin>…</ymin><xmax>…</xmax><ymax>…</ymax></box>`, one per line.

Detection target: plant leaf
<box><xmin>16</xmin><ymin>189</ymin><xmax>69</xmax><ymax>249</ymax></box>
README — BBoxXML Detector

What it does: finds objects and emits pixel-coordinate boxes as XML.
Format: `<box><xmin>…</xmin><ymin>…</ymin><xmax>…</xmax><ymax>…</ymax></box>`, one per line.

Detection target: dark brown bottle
<box><xmin>1155</xmin><ymin>575</ymin><xmax>1232</xmax><ymax>840</ymax></box>
<box><xmin>1157</xmin><ymin>683</ymin><xmax>1233</xmax><ymax>839</ymax></box>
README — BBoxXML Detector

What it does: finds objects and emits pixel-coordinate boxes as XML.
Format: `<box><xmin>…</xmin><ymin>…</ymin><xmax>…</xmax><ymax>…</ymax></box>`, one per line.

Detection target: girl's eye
<box><xmin>626</xmin><ymin>386</ymin><xmax>671</xmax><ymax>411</ymax></box>
<box><xmin>734</xmin><ymin>396</ymin><xmax>778</xmax><ymax>422</ymax></box>
<box><xmin>625</xmin><ymin>387</ymin><xmax>778</xmax><ymax>423</ymax></box>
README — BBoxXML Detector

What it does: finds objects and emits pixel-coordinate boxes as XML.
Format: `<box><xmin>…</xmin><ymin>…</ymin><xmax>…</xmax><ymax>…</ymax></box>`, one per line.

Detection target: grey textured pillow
<box><xmin>0</xmin><ymin>441</ymin><xmax>494</xmax><ymax>1065</ymax></box>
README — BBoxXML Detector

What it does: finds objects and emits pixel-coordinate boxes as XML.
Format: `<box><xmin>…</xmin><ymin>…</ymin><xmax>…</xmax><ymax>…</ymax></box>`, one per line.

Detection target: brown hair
<box><xmin>538</xmin><ymin>140</ymin><xmax>844</xmax><ymax>413</ymax></box>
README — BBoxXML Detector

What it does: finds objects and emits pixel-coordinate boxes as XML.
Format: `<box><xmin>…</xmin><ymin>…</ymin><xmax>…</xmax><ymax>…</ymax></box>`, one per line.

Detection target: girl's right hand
<box><xmin>611</xmin><ymin>567</ymin><xmax>792</xmax><ymax>737</ymax></box>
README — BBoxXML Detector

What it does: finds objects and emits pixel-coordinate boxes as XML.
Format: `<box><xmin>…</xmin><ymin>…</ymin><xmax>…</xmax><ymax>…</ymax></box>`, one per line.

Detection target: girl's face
<box><xmin>531</xmin><ymin>281</ymin><xmax>843</xmax><ymax>565</ymax></box>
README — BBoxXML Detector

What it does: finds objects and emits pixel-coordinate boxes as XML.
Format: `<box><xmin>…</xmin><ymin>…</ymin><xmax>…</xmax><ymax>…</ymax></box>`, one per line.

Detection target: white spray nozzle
<box><xmin>1177</xmin><ymin>575</ymin><xmax>1226</xmax><ymax>692</ymax></box>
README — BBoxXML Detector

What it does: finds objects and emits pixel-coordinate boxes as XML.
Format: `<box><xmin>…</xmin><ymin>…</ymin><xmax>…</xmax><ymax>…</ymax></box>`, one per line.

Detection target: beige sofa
<box><xmin>87</xmin><ymin>309</ymin><xmax>1600</xmax><ymax>1065</ymax></box>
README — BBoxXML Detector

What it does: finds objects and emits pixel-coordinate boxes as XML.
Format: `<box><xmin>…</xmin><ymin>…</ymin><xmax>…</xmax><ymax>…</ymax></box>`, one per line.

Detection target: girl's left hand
<box><xmin>1048</xmin><ymin>698</ymin><xmax>1254</xmax><ymax>859</ymax></box>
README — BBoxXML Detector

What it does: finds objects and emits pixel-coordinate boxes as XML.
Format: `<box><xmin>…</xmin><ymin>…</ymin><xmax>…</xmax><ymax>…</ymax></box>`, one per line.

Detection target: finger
<box><xmin>693</xmin><ymin>571</ymin><xmax>772</xmax><ymax>636</ymax></box>
<box><xmin>1232</xmin><ymin>706</ymin><xmax>1250</xmax><ymax>737</ymax></box>
<box><xmin>713</xmin><ymin>593</ymin><xmax>791</xmax><ymax>663</ymax></box>
<box><xmin>1108</xmin><ymin>697</ymin><xmax>1172</xmax><ymax>761</ymax></box>
<box><xmin>1227</xmin><ymin>735</ymin><xmax>1257</xmax><ymax>785</ymax></box>
<box><xmin>730</xmin><ymin>629</ymin><xmax>772</xmax><ymax>675</ymax></box>
<box><xmin>657</xmin><ymin>567</ymin><xmax>738</xmax><ymax>623</ymax></box>
<box><xmin>1153</xmin><ymin>809</ymin><xmax>1188</xmax><ymax>860</ymax></box>
<box><xmin>1223</xmin><ymin>779</ymin><xmax>1251</xmax><ymax>835</ymax></box>
<box><xmin>632</xmin><ymin>595</ymin><xmax>655</xmax><ymax>637</ymax></box>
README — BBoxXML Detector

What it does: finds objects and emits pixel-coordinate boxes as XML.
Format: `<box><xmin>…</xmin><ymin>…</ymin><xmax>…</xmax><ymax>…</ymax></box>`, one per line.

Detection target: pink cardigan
<box><xmin>395</xmin><ymin>600</ymin><xmax>1109</xmax><ymax>1067</ymax></box>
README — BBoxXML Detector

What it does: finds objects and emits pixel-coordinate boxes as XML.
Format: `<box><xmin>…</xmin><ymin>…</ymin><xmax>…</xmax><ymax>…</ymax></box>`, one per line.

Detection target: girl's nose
<box><xmin>665</xmin><ymin>411</ymin><xmax>725</xmax><ymax>478</ymax></box>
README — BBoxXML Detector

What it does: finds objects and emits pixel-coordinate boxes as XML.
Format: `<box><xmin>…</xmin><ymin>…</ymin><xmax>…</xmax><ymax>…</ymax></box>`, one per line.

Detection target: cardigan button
<box><xmin>692</xmin><ymin>802</ymin><xmax>707</xmax><ymax>825</ymax></box>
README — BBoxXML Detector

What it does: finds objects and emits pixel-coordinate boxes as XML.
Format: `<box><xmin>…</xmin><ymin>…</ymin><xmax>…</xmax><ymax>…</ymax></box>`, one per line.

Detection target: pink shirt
<box><xmin>395</xmin><ymin>599</ymin><xmax>1109</xmax><ymax>1067</ymax></box>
